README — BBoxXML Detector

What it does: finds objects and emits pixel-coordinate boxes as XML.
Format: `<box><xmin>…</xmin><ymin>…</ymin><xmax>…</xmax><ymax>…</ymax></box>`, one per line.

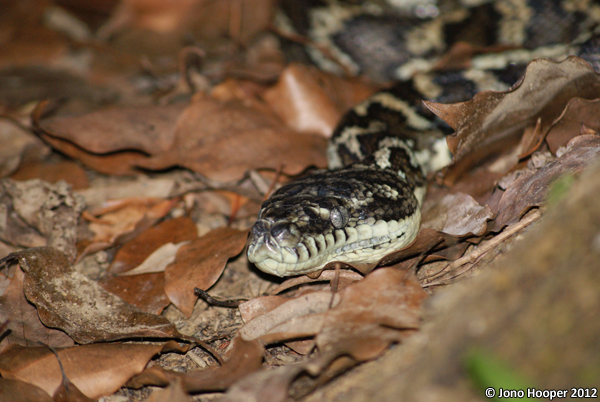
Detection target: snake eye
<box><xmin>330</xmin><ymin>207</ymin><xmax>348</xmax><ymax>229</ymax></box>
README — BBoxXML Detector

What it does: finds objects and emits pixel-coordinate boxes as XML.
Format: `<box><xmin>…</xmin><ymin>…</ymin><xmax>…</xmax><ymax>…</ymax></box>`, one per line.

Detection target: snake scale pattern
<box><xmin>247</xmin><ymin>0</ymin><xmax>600</xmax><ymax>277</ymax></box>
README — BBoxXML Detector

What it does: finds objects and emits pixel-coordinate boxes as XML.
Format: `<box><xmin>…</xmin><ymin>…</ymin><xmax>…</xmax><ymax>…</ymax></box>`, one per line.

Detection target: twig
<box><xmin>423</xmin><ymin>209</ymin><xmax>542</xmax><ymax>287</ymax></box>
<box><xmin>263</xmin><ymin>163</ymin><xmax>285</xmax><ymax>201</ymax></box>
<box><xmin>194</xmin><ymin>288</ymin><xmax>248</xmax><ymax>308</ymax></box>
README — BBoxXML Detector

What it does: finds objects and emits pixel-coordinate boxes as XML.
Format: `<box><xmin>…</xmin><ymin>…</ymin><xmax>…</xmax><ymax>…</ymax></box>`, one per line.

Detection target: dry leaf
<box><xmin>36</xmin><ymin>103</ymin><xmax>182</xmax><ymax>155</ymax></box>
<box><xmin>0</xmin><ymin>266</ymin><xmax>74</xmax><ymax>352</ymax></box>
<box><xmin>99</xmin><ymin>273</ymin><xmax>170</xmax><ymax>315</ymax></box>
<box><xmin>52</xmin><ymin>376</ymin><xmax>96</xmax><ymax>402</ymax></box>
<box><xmin>0</xmin><ymin>179</ymin><xmax>85</xmax><ymax>262</ymax></box>
<box><xmin>238</xmin><ymin>292</ymin><xmax>338</xmax><ymax>342</ymax></box>
<box><xmin>145</xmin><ymin>378</ymin><xmax>192</xmax><ymax>402</ymax></box>
<box><xmin>32</xmin><ymin>102</ymin><xmax>185</xmax><ymax>176</ymax></box>
<box><xmin>316</xmin><ymin>268</ymin><xmax>425</xmax><ymax>361</ymax></box>
<box><xmin>77</xmin><ymin>177</ymin><xmax>175</xmax><ymax>210</ymax></box>
<box><xmin>127</xmin><ymin>337</ymin><xmax>263</xmax><ymax>393</ymax></box>
<box><xmin>135</xmin><ymin>93</ymin><xmax>328</xmax><ymax>181</ymax></box>
<box><xmin>0</xmin><ymin>341</ymin><xmax>188</xmax><ymax>398</ymax></box>
<box><xmin>164</xmin><ymin>227</ymin><xmax>248</xmax><ymax>317</ymax></box>
<box><xmin>493</xmin><ymin>135</ymin><xmax>600</xmax><ymax>230</ymax></box>
<box><xmin>263</xmin><ymin>64</ymin><xmax>376</xmax><ymax>136</ymax></box>
<box><xmin>4</xmin><ymin>247</ymin><xmax>183</xmax><ymax>343</ymax></box>
<box><xmin>545</xmin><ymin>98</ymin><xmax>600</xmax><ymax>154</ymax></box>
<box><xmin>11</xmin><ymin>160</ymin><xmax>89</xmax><ymax>190</ymax></box>
<box><xmin>109</xmin><ymin>216</ymin><xmax>197</xmax><ymax>275</ymax></box>
<box><xmin>0</xmin><ymin>377</ymin><xmax>53</xmax><ymax>402</ymax></box>
<box><xmin>99</xmin><ymin>0</ymin><xmax>275</xmax><ymax>46</ymax></box>
<box><xmin>421</xmin><ymin>192</ymin><xmax>493</xmax><ymax>236</ymax></box>
<box><xmin>425</xmin><ymin>57</ymin><xmax>600</xmax><ymax>183</ymax></box>
<box><xmin>84</xmin><ymin>198</ymin><xmax>176</xmax><ymax>248</ymax></box>
<box><xmin>117</xmin><ymin>242</ymin><xmax>189</xmax><ymax>276</ymax></box>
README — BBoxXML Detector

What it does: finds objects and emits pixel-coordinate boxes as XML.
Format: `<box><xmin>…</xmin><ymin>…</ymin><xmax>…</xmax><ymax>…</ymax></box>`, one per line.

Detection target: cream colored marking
<box><xmin>378</xmin><ymin>136</ymin><xmax>421</xmax><ymax>169</ymax></box>
<box><xmin>306</xmin><ymin>4</ymin><xmax>361</xmax><ymax>76</ymax></box>
<box><xmin>355</xmin><ymin>224</ymin><xmax>373</xmax><ymax>241</ymax></box>
<box><xmin>495</xmin><ymin>0</ymin><xmax>532</xmax><ymax>45</ymax></box>
<box><xmin>345</xmin><ymin>227</ymin><xmax>358</xmax><ymax>244</ymax></box>
<box><xmin>395</xmin><ymin>58</ymin><xmax>434</xmax><ymax>81</ymax></box>
<box><xmin>354</xmin><ymin>93</ymin><xmax>433</xmax><ymax>130</ymax></box>
<box><xmin>305</xmin><ymin>237</ymin><xmax>319</xmax><ymax>257</ymax></box>
<box><xmin>334</xmin><ymin>229</ymin><xmax>346</xmax><ymax>247</ymax></box>
<box><xmin>296</xmin><ymin>243</ymin><xmax>309</xmax><ymax>262</ymax></box>
<box><xmin>405</xmin><ymin>18</ymin><xmax>445</xmax><ymax>56</ymax></box>
<box><xmin>373</xmin><ymin>146</ymin><xmax>392</xmax><ymax>169</ymax></box>
<box><xmin>325</xmin><ymin>233</ymin><xmax>335</xmax><ymax>249</ymax></box>
<box><xmin>412</xmin><ymin>73</ymin><xmax>443</xmax><ymax>99</ymax></box>
<box><xmin>371</xmin><ymin>220</ymin><xmax>390</xmax><ymax>237</ymax></box>
<box><xmin>332</xmin><ymin>121</ymin><xmax>386</xmax><ymax>163</ymax></box>
<box><xmin>314</xmin><ymin>234</ymin><xmax>326</xmax><ymax>252</ymax></box>
<box><xmin>471</xmin><ymin>44</ymin><xmax>568</xmax><ymax>71</ymax></box>
<box><xmin>414</xmin><ymin>186</ymin><xmax>426</xmax><ymax>205</ymax></box>
<box><xmin>281</xmin><ymin>247</ymin><xmax>298</xmax><ymax>264</ymax></box>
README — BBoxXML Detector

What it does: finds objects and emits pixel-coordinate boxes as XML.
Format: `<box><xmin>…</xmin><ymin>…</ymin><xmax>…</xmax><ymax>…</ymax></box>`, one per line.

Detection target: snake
<box><xmin>247</xmin><ymin>0</ymin><xmax>600</xmax><ymax>277</ymax></box>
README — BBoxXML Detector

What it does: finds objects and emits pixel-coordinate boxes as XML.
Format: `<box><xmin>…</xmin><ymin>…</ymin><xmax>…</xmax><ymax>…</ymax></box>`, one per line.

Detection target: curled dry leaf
<box><xmin>5</xmin><ymin>247</ymin><xmax>183</xmax><ymax>343</ymax></box>
<box><xmin>224</xmin><ymin>269</ymin><xmax>425</xmax><ymax>402</ymax></box>
<box><xmin>135</xmin><ymin>93</ymin><xmax>328</xmax><ymax>181</ymax></box>
<box><xmin>493</xmin><ymin>135</ymin><xmax>600</xmax><ymax>231</ymax></box>
<box><xmin>11</xmin><ymin>160</ymin><xmax>89</xmax><ymax>190</ymax></box>
<box><xmin>164</xmin><ymin>227</ymin><xmax>249</xmax><ymax>318</ymax></box>
<box><xmin>263</xmin><ymin>64</ymin><xmax>376</xmax><ymax>136</ymax></box>
<box><xmin>0</xmin><ymin>179</ymin><xmax>85</xmax><ymax>262</ymax></box>
<box><xmin>239</xmin><ymin>268</ymin><xmax>425</xmax><ymax>362</ymax></box>
<box><xmin>99</xmin><ymin>273</ymin><xmax>169</xmax><ymax>315</ymax></box>
<box><xmin>83</xmin><ymin>198</ymin><xmax>176</xmax><ymax>251</ymax></box>
<box><xmin>421</xmin><ymin>192</ymin><xmax>493</xmax><ymax>236</ymax></box>
<box><xmin>425</xmin><ymin>57</ymin><xmax>600</xmax><ymax>184</ymax></box>
<box><xmin>0</xmin><ymin>266</ymin><xmax>74</xmax><ymax>352</ymax></box>
<box><xmin>109</xmin><ymin>216</ymin><xmax>197</xmax><ymax>275</ymax></box>
<box><xmin>238</xmin><ymin>292</ymin><xmax>339</xmax><ymax>342</ymax></box>
<box><xmin>219</xmin><ymin>364</ymin><xmax>304</xmax><ymax>402</ymax></box>
<box><xmin>35</xmin><ymin>103</ymin><xmax>182</xmax><ymax>155</ymax></box>
<box><xmin>127</xmin><ymin>337</ymin><xmax>264</xmax><ymax>394</ymax></box>
<box><xmin>0</xmin><ymin>341</ymin><xmax>188</xmax><ymax>398</ymax></box>
<box><xmin>315</xmin><ymin>268</ymin><xmax>425</xmax><ymax>361</ymax></box>
<box><xmin>376</xmin><ymin>190</ymin><xmax>492</xmax><ymax>270</ymax></box>
<box><xmin>32</xmin><ymin>102</ymin><xmax>185</xmax><ymax>176</ymax></box>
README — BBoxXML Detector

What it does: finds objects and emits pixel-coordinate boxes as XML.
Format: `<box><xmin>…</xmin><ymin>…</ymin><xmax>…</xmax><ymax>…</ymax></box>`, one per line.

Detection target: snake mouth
<box><xmin>247</xmin><ymin>212</ymin><xmax>421</xmax><ymax>277</ymax></box>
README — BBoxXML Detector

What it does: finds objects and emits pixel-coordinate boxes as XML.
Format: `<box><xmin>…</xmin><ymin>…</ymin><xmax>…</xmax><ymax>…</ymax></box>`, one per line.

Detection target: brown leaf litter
<box><xmin>0</xmin><ymin>247</ymin><xmax>183</xmax><ymax>344</ymax></box>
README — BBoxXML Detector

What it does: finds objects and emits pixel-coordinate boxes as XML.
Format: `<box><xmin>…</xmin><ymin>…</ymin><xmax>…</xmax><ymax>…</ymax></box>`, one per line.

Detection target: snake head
<box><xmin>247</xmin><ymin>166</ymin><xmax>422</xmax><ymax>277</ymax></box>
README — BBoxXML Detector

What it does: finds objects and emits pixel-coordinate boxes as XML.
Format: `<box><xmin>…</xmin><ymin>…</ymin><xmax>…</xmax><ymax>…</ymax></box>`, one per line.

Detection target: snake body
<box><xmin>248</xmin><ymin>0</ymin><xmax>600</xmax><ymax>277</ymax></box>
<box><xmin>247</xmin><ymin>83</ymin><xmax>444</xmax><ymax>276</ymax></box>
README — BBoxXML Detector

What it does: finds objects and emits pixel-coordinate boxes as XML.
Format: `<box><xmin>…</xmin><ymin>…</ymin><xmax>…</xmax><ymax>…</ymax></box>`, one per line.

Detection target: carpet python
<box><xmin>247</xmin><ymin>0</ymin><xmax>600</xmax><ymax>277</ymax></box>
